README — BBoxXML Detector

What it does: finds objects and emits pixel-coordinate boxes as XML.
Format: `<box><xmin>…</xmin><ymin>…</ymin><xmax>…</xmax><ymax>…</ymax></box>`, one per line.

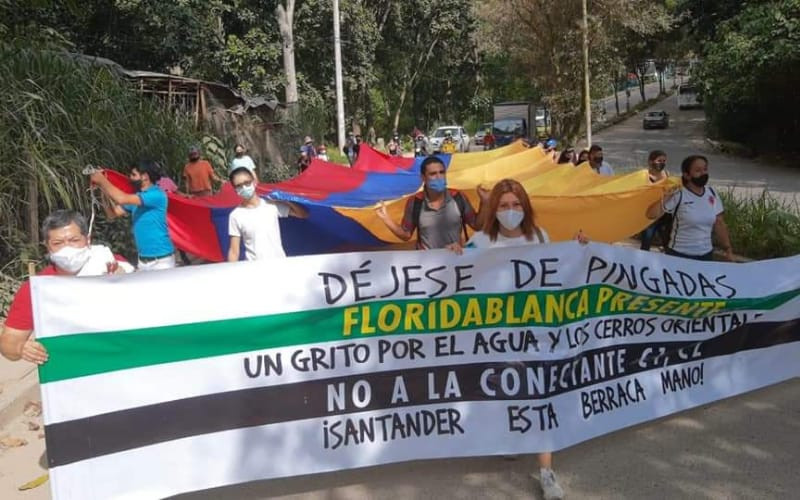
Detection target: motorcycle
<box><xmin>413</xmin><ymin>136</ymin><xmax>428</xmax><ymax>157</ymax></box>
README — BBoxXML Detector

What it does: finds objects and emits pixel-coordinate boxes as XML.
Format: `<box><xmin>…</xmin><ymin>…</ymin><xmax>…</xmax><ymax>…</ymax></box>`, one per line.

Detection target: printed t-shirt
<box><xmin>228</xmin><ymin>199</ymin><xmax>290</xmax><ymax>260</ymax></box>
<box><xmin>663</xmin><ymin>185</ymin><xmax>724</xmax><ymax>256</ymax></box>
<box><xmin>123</xmin><ymin>186</ymin><xmax>174</xmax><ymax>258</ymax></box>
<box><xmin>183</xmin><ymin>160</ymin><xmax>215</xmax><ymax>193</ymax></box>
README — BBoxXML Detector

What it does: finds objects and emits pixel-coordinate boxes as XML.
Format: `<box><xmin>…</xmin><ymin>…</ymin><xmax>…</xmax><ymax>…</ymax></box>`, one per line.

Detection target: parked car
<box><xmin>429</xmin><ymin>126</ymin><xmax>470</xmax><ymax>152</ymax></box>
<box><xmin>473</xmin><ymin>122</ymin><xmax>492</xmax><ymax>146</ymax></box>
<box><xmin>643</xmin><ymin>110</ymin><xmax>669</xmax><ymax>129</ymax></box>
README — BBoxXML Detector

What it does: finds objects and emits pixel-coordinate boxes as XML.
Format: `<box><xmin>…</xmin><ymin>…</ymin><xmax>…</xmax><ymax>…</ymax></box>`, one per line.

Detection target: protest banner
<box><xmin>32</xmin><ymin>242</ymin><xmax>800</xmax><ymax>499</ymax></box>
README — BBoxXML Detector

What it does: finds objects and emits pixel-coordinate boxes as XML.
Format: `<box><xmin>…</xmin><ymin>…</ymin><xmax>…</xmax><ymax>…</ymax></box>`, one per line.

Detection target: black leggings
<box><xmin>664</xmin><ymin>248</ymin><xmax>714</xmax><ymax>261</ymax></box>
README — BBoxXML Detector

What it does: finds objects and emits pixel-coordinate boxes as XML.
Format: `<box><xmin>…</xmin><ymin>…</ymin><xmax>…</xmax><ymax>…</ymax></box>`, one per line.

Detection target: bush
<box><xmin>0</xmin><ymin>44</ymin><xmax>205</xmax><ymax>278</ymax></box>
<box><xmin>696</xmin><ymin>1</ymin><xmax>800</xmax><ymax>154</ymax></box>
<box><xmin>719</xmin><ymin>189</ymin><xmax>800</xmax><ymax>259</ymax></box>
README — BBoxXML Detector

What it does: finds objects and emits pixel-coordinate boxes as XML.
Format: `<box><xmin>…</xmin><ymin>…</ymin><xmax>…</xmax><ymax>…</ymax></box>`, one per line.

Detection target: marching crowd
<box><xmin>0</xmin><ymin>138</ymin><xmax>733</xmax><ymax>500</ymax></box>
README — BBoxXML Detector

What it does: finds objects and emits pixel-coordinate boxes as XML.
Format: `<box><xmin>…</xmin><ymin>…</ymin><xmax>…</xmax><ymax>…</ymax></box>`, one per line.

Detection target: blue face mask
<box><xmin>428</xmin><ymin>178</ymin><xmax>447</xmax><ymax>193</ymax></box>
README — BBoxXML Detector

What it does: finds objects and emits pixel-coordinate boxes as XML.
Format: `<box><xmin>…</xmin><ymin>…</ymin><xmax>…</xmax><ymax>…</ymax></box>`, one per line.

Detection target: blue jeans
<box><xmin>640</xmin><ymin>222</ymin><xmax>659</xmax><ymax>251</ymax></box>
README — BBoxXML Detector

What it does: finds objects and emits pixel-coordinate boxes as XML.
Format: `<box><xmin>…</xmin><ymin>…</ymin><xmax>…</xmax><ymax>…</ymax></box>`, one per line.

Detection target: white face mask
<box><xmin>236</xmin><ymin>184</ymin><xmax>256</xmax><ymax>200</ymax></box>
<box><xmin>496</xmin><ymin>209</ymin><xmax>524</xmax><ymax>230</ymax></box>
<box><xmin>50</xmin><ymin>245</ymin><xmax>91</xmax><ymax>273</ymax></box>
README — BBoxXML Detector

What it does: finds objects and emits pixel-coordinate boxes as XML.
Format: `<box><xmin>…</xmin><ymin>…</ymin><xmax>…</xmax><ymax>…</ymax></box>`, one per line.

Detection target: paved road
<box><xmin>590</xmin><ymin>95</ymin><xmax>800</xmax><ymax>203</ymax></box>
<box><xmin>1</xmin><ymin>97</ymin><xmax>798</xmax><ymax>499</ymax></box>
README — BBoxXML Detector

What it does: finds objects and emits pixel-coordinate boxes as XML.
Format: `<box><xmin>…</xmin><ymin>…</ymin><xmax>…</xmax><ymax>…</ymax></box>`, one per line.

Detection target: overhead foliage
<box><xmin>480</xmin><ymin>0</ymin><xmax>673</xmax><ymax>141</ymax></box>
<box><xmin>690</xmin><ymin>0</ymin><xmax>800</xmax><ymax>153</ymax></box>
<box><xmin>0</xmin><ymin>45</ymin><xmax>203</xmax><ymax>273</ymax></box>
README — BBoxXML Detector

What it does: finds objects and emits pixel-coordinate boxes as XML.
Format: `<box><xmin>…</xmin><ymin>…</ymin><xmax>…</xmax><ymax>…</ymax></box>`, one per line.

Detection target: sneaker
<box><xmin>540</xmin><ymin>467</ymin><xmax>564</xmax><ymax>500</ymax></box>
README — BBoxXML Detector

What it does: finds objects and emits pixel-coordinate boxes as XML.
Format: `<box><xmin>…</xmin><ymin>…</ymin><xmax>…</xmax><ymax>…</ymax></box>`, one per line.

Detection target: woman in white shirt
<box><xmin>466</xmin><ymin>179</ymin><xmax>550</xmax><ymax>248</ymax></box>
<box><xmin>457</xmin><ymin>179</ymin><xmax>565</xmax><ymax>500</ymax></box>
<box><xmin>646</xmin><ymin>155</ymin><xmax>733</xmax><ymax>261</ymax></box>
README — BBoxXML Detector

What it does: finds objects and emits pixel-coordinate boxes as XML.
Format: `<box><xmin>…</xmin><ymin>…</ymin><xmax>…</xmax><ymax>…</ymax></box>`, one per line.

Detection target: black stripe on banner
<box><xmin>46</xmin><ymin>319</ymin><xmax>800</xmax><ymax>468</ymax></box>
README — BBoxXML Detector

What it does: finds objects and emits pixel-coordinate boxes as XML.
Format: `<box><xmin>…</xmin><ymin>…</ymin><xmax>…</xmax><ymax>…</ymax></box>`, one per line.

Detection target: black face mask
<box><xmin>130</xmin><ymin>179</ymin><xmax>143</xmax><ymax>191</ymax></box>
<box><xmin>593</xmin><ymin>156</ymin><xmax>604</xmax><ymax>164</ymax></box>
<box><xmin>690</xmin><ymin>174</ymin><xmax>709</xmax><ymax>187</ymax></box>
<box><xmin>652</xmin><ymin>162</ymin><xmax>666</xmax><ymax>171</ymax></box>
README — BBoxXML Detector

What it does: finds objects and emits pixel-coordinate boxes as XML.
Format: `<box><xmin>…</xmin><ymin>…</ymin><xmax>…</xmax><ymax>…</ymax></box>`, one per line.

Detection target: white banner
<box><xmin>32</xmin><ymin>243</ymin><xmax>800</xmax><ymax>499</ymax></box>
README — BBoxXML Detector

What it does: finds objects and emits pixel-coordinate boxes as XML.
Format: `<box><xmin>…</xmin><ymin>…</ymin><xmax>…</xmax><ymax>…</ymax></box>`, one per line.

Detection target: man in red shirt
<box><xmin>0</xmin><ymin>210</ymin><xmax>131</xmax><ymax>364</ymax></box>
<box><xmin>183</xmin><ymin>146</ymin><xmax>221</xmax><ymax>197</ymax></box>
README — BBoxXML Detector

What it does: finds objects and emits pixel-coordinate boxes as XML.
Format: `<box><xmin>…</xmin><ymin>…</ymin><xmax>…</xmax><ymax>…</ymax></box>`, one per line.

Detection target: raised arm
<box><xmin>375</xmin><ymin>201</ymin><xmax>412</xmax><ymax>241</ymax></box>
<box><xmin>90</xmin><ymin>172</ymin><xmax>141</xmax><ymax>207</ymax></box>
<box><xmin>285</xmin><ymin>201</ymin><xmax>308</xmax><ymax>219</ymax></box>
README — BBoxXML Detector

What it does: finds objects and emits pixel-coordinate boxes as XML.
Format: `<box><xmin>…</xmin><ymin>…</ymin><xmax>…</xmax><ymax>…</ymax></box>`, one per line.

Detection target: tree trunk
<box><xmin>638</xmin><ymin>71</ymin><xmax>646</xmax><ymax>102</ymax></box>
<box><xmin>613</xmin><ymin>79</ymin><xmax>620</xmax><ymax>116</ymax></box>
<box><xmin>392</xmin><ymin>86</ymin><xmax>408</xmax><ymax>132</ymax></box>
<box><xmin>276</xmin><ymin>0</ymin><xmax>298</xmax><ymax>109</ymax></box>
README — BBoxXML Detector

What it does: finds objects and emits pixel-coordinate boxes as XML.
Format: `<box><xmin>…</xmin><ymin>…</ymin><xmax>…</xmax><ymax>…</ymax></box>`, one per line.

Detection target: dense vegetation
<box><xmin>682</xmin><ymin>0</ymin><xmax>800</xmax><ymax>154</ymax></box>
<box><xmin>0</xmin><ymin>45</ymin><xmax>204</xmax><ymax>278</ymax></box>
<box><xmin>0</xmin><ymin>0</ymin><xmax>797</xmax><ymax>306</ymax></box>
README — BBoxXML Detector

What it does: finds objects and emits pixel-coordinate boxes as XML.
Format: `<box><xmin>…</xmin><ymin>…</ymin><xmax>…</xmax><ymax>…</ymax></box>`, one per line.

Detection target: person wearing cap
<box><xmin>183</xmin><ymin>146</ymin><xmax>221</xmax><ymax>197</ymax></box>
<box><xmin>544</xmin><ymin>139</ymin><xmax>559</xmax><ymax>161</ymax></box>
<box><xmin>231</xmin><ymin>144</ymin><xmax>258</xmax><ymax>180</ymax></box>
<box><xmin>375</xmin><ymin>156</ymin><xmax>488</xmax><ymax>250</ymax></box>
<box><xmin>441</xmin><ymin>131</ymin><xmax>458</xmax><ymax>154</ymax></box>
<box><xmin>227</xmin><ymin>166</ymin><xmax>308</xmax><ymax>262</ymax></box>
<box><xmin>302</xmin><ymin>136</ymin><xmax>317</xmax><ymax>159</ymax></box>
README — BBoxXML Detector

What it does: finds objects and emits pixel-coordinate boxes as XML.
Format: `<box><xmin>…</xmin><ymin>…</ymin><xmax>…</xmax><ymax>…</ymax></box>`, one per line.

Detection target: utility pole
<box><xmin>333</xmin><ymin>0</ymin><xmax>345</xmax><ymax>152</ymax></box>
<box><xmin>582</xmin><ymin>0</ymin><xmax>592</xmax><ymax>148</ymax></box>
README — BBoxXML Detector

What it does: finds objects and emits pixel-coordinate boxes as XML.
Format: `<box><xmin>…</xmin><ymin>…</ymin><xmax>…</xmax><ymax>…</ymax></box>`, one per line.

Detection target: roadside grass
<box><xmin>719</xmin><ymin>189</ymin><xmax>800</xmax><ymax>260</ymax></box>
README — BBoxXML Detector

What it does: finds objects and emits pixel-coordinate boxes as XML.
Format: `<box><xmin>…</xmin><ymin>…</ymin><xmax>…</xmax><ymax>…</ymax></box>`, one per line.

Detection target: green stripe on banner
<box><xmin>38</xmin><ymin>285</ymin><xmax>800</xmax><ymax>383</ymax></box>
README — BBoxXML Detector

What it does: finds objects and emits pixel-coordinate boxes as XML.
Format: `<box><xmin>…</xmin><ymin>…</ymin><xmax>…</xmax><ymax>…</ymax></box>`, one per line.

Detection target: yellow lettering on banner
<box><xmin>691</xmin><ymin>300</ymin><xmax>726</xmax><ymax>318</ymax></box>
<box><xmin>657</xmin><ymin>300</ymin><xmax>681</xmax><ymax>314</ymax></box>
<box><xmin>404</xmin><ymin>303</ymin><xmax>425</xmax><ymax>331</ymax></box>
<box><xmin>577</xmin><ymin>289</ymin><xmax>589</xmax><ymax>317</ymax></box>
<box><xmin>711</xmin><ymin>301</ymin><xmax>727</xmax><ymax>315</ymax></box>
<box><xmin>440</xmin><ymin>299</ymin><xmax>460</xmax><ymax>329</ymax></box>
<box><xmin>626</xmin><ymin>295</ymin><xmax>647</xmax><ymax>312</ymax></box>
<box><xmin>596</xmin><ymin>286</ymin><xmax>614</xmax><ymax>313</ymax></box>
<box><xmin>520</xmin><ymin>294</ymin><xmax>544</xmax><ymax>323</ymax></box>
<box><xmin>674</xmin><ymin>301</ymin><xmax>698</xmax><ymax>317</ymax></box>
<box><xmin>343</xmin><ymin>306</ymin><xmax>359</xmax><ymax>336</ymax></box>
<box><xmin>610</xmin><ymin>291</ymin><xmax>632</xmax><ymax>312</ymax></box>
<box><xmin>378</xmin><ymin>304</ymin><xmax>402</xmax><ymax>331</ymax></box>
<box><xmin>361</xmin><ymin>305</ymin><xmax>376</xmax><ymax>334</ymax></box>
<box><xmin>505</xmin><ymin>296</ymin><xmax>521</xmax><ymax>324</ymax></box>
<box><xmin>545</xmin><ymin>293</ymin><xmax>565</xmax><ymax>323</ymax></box>
<box><xmin>486</xmin><ymin>297</ymin><xmax>503</xmax><ymax>324</ymax></box>
<box><xmin>564</xmin><ymin>291</ymin><xmax>580</xmax><ymax>320</ymax></box>
<box><xmin>462</xmin><ymin>298</ymin><xmax>483</xmax><ymax>328</ymax></box>
<box><xmin>428</xmin><ymin>301</ymin><xmax>437</xmax><ymax>330</ymax></box>
<box><xmin>642</xmin><ymin>297</ymin><xmax>664</xmax><ymax>313</ymax></box>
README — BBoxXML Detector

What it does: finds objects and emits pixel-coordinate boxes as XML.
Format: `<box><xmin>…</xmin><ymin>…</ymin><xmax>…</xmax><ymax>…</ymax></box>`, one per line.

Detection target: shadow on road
<box><xmin>171</xmin><ymin>379</ymin><xmax>799</xmax><ymax>500</ymax></box>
